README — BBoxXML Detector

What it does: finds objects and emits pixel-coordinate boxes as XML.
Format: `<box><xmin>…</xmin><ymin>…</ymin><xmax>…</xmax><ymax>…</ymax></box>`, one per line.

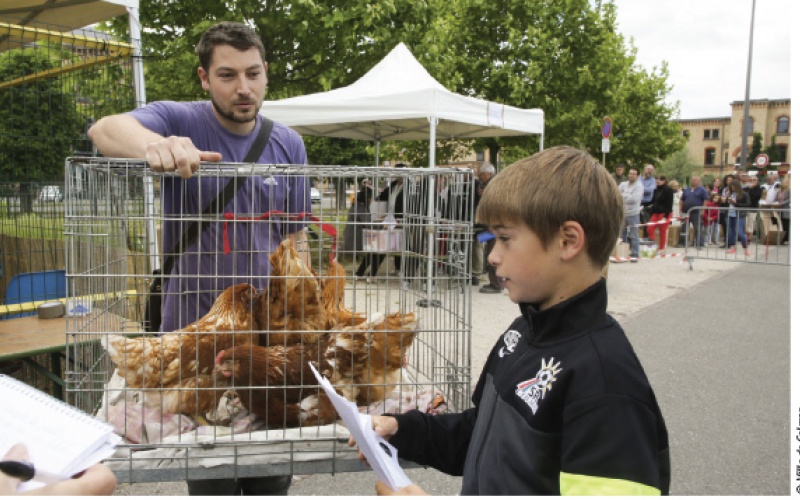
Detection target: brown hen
<box><xmin>102</xmin><ymin>283</ymin><xmax>259</xmax><ymax>391</ymax></box>
<box><xmin>214</xmin><ymin>311</ymin><xmax>417</xmax><ymax>428</ymax></box>
<box><xmin>255</xmin><ymin>239</ymin><xmax>327</xmax><ymax>346</ymax></box>
<box><xmin>320</xmin><ymin>259</ymin><xmax>366</xmax><ymax>329</ymax></box>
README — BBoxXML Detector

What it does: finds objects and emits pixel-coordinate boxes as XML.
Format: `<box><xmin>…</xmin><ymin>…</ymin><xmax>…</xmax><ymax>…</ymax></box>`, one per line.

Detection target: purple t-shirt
<box><xmin>129</xmin><ymin>101</ymin><xmax>310</xmax><ymax>332</ymax></box>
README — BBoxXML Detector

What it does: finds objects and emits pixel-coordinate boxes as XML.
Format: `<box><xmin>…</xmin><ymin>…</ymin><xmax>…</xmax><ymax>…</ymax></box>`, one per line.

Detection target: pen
<box><xmin>0</xmin><ymin>460</ymin><xmax>68</xmax><ymax>484</ymax></box>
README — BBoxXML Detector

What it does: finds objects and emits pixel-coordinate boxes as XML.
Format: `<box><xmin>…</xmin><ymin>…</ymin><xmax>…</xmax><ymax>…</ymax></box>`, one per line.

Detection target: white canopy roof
<box><xmin>260</xmin><ymin>43</ymin><xmax>544</xmax><ymax>143</ymax></box>
<box><xmin>0</xmin><ymin>0</ymin><xmax>136</xmax><ymax>33</ymax></box>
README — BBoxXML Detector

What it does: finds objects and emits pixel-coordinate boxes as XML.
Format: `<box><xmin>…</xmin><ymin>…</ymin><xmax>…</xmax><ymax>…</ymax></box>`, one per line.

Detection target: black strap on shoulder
<box><xmin>160</xmin><ymin>118</ymin><xmax>274</xmax><ymax>274</ymax></box>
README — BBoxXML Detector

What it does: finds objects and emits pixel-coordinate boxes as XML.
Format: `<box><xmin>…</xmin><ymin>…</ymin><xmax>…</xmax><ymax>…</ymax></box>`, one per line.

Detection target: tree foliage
<box><xmin>0</xmin><ymin>46</ymin><xmax>85</xmax><ymax>182</ymax></box>
<box><xmin>659</xmin><ymin>146</ymin><xmax>702</xmax><ymax>186</ymax></box>
<box><xmin>105</xmin><ymin>0</ymin><xmax>684</xmax><ymax>169</ymax></box>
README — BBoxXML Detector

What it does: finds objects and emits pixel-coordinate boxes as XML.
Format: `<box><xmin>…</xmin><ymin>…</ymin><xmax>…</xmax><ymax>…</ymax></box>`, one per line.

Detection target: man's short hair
<box><xmin>629</xmin><ymin>166</ymin><xmax>640</xmax><ymax>175</ymax></box>
<box><xmin>478</xmin><ymin>163</ymin><xmax>496</xmax><ymax>175</ymax></box>
<box><xmin>476</xmin><ymin>146</ymin><xmax>623</xmax><ymax>269</ymax></box>
<box><xmin>196</xmin><ymin>22</ymin><xmax>266</xmax><ymax>71</ymax></box>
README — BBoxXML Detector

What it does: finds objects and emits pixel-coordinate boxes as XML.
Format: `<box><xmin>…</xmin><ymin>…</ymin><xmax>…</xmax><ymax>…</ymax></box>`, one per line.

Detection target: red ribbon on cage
<box><xmin>221</xmin><ymin>210</ymin><xmax>338</xmax><ymax>263</ymax></box>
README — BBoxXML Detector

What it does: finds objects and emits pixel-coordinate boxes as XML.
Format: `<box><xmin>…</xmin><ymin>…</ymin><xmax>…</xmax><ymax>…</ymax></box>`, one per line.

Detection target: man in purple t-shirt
<box><xmin>89</xmin><ymin>21</ymin><xmax>308</xmax><ymax>495</ymax></box>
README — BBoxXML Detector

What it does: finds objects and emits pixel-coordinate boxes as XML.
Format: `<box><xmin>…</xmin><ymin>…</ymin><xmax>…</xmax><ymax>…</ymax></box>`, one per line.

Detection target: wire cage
<box><xmin>64</xmin><ymin>158</ymin><xmax>474</xmax><ymax>482</ymax></box>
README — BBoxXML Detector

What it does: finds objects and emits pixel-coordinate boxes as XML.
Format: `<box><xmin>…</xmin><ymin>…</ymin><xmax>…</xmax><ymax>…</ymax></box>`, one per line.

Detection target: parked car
<box><xmin>310</xmin><ymin>187</ymin><xmax>321</xmax><ymax>204</ymax></box>
<box><xmin>38</xmin><ymin>185</ymin><xmax>63</xmax><ymax>202</ymax></box>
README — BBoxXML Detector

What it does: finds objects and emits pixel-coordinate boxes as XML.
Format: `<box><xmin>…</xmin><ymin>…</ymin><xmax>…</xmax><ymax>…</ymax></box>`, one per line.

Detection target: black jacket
<box><xmin>651</xmin><ymin>184</ymin><xmax>674</xmax><ymax>217</ymax></box>
<box><xmin>390</xmin><ymin>279</ymin><xmax>670</xmax><ymax>495</ymax></box>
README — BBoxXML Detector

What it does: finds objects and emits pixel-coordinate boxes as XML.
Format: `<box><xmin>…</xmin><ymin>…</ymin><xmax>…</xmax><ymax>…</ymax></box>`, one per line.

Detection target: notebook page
<box><xmin>0</xmin><ymin>375</ymin><xmax>119</xmax><ymax>489</ymax></box>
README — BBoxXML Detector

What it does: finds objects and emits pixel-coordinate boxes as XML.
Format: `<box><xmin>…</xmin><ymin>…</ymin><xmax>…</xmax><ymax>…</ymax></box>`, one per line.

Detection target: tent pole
<box><xmin>540</xmin><ymin>126</ymin><xmax>545</xmax><ymax>152</ymax></box>
<box><xmin>126</xmin><ymin>5</ymin><xmax>146</xmax><ymax>109</ymax></box>
<box><xmin>127</xmin><ymin>4</ymin><xmax>159</xmax><ymax>274</ymax></box>
<box><xmin>375</xmin><ymin>139</ymin><xmax>381</xmax><ymax>166</ymax></box>
<box><xmin>419</xmin><ymin>117</ymin><xmax>439</xmax><ymax>307</ymax></box>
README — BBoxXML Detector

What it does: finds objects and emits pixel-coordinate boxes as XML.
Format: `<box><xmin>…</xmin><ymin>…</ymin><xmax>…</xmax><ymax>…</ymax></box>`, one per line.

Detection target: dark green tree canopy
<box><xmin>106</xmin><ymin>0</ymin><xmax>683</xmax><ymax>168</ymax></box>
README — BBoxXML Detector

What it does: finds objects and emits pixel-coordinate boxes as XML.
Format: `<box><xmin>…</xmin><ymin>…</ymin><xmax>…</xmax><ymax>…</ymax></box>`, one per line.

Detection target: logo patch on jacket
<box><xmin>515</xmin><ymin>357</ymin><xmax>562</xmax><ymax>415</ymax></box>
<box><xmin>497</xmin><ymin>329</ymin><xmax>521</xmax><ymax>358</ymax></box>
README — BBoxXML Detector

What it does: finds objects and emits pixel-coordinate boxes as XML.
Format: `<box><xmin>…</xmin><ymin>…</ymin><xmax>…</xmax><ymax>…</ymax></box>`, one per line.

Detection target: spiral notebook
<box><xmin>0</xmin><ymin>375</ymin><xmax>120</xmax><ymax>492</ymax></box>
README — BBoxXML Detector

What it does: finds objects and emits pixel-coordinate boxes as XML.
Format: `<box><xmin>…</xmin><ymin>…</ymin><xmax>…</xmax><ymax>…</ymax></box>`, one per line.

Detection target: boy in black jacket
<box><xmin>352</xmin><ymin>146</ymin><xmax>670</xmax><ymax>495</ymax></box>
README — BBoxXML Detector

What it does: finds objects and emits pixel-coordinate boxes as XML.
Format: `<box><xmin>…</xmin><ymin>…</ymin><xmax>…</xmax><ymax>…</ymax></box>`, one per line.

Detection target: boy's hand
<box><xmin>376</xmin><ymin>480</ymin><xmax>429</xmax><ymax>496</ymax></box>
<box><xmin>347</xmin><ymin>415</ymin><xmax>399</xmax><ymax>463</ymax></box>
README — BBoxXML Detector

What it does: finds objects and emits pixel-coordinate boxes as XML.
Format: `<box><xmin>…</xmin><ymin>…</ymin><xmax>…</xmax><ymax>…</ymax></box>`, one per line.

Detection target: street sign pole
<box><xmin>601</xmin><ymin>116</ymin><xmax>612</xmax><ymax>168</ymax></box>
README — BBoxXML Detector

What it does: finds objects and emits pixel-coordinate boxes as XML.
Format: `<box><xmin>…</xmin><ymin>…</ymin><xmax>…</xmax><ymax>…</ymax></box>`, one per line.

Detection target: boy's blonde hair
<box><xmin>476</xmin><ymin>146</ymin><xmax>623</xmax><ymax>268</ymax></box>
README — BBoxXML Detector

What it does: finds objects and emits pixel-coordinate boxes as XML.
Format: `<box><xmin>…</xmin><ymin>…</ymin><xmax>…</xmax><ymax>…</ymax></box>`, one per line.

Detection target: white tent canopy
<box><xmin>0</xmin><ymin>0</ymin><xmax>135</xmax><ymax>33</ymax></box>
<box><xmin>0</xmin><ymin>0</ymin><xmax>145</xmax><ymax>107</ymax></box>
<box><xmin>260</xmin><ymin>43</ymin><xmax>544</xmax><ymax>164</ymax></box>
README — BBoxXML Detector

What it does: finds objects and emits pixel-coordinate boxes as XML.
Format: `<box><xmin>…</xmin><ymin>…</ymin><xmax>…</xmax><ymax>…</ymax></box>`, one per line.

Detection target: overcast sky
<box><xmin>614</xmin><ymin>0</ymin><xmax>792</xmax><ymax>120</ymax></box>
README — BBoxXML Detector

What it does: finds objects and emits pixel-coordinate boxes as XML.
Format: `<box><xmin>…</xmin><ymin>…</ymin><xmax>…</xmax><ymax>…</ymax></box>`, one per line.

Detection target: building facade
<box><xmin>677</xmin><ymin>98</ymin><xmax>791</xmax><ymax>176</ymax></box>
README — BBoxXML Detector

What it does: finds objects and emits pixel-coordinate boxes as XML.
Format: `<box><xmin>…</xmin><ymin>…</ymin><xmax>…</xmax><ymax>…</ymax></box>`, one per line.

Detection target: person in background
<box><xmin>679</xmin><ymin>176</ymin><xmax>708</xmax><ymax>249</ymax></box>
<box><xmin>88</xmin><ymin>21</ymin><xmax>307</xmax><ymax>496</ymax></box>
<box><xmin>475</xmin><ymin>163</ymin><xmax>503</xmax><ymax>293</ymax></box>
<box><xmin>648</xmin><ymin>175</ymin><xmax>673</xmax><ymax>253</ymax></box>
<box><xmin>1</xmin><ymin>443</ymin><xmax>117</xmax><ymax>495</ymax></box>
<box><xmin>346</xmin><ymin>180</ymin><xmax>378</xmax><ymax>280</ymax></box>
<box><xmin>353</xmin><ymin>146</ymin><xmax>670</xmax><ymax>495</ymax></box>
<box><xmin>760</xmin><ymin>171</ymin><xmax>782</xmax><ymax>234</ymax></box>
<box><xmin>612</xmin><ymin>164</ymin><xmax>626</xmax><ymax>185</ymax></box>
<box><xmin>372</xmin><ymin>171</ymin><xmax>406</xmax><ymax>280</ymax></box>
<box><xmin>709</xmin><ymin>177</ymin><xmax>723</xmax><ymax>195</ymax></box>
<box><xmin>469</xmin><ymin>163</ymin><xmax>493</xmax><ymax>285</ymax></box>
<box><xmin>772</xmin><ymin>175</ymin><xmax>791</xmax><ymax>245</ymax></box>
<box><xmin>619</xmin><ymin>166</ymin><xmax>643</xmax><ymax>261</ymax></box>
<box><xmin>703</xmin><ymin>192</ymin><xmax>721</xmax><ymax>247</ymax></box>
<box><xmin>639</xmin><ymin>164</ymin><xmax>656</xmax><ymax>226</ymax></box>
<box><xmin>721</xmin><ymin>179</ymin><xmax>751</xmax><ymax>256</ymax></box>
<box><xmin>743</xmin><ymin>174</ymin><xmax>763</xmax><ymax>243</ymax></box>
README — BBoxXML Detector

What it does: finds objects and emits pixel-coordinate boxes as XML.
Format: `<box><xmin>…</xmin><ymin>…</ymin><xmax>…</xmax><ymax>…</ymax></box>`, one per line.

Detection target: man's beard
<box><xmin>211</xmin><ymin>95</ymin><xmax>258</xmax><ymax>124</ymax></box>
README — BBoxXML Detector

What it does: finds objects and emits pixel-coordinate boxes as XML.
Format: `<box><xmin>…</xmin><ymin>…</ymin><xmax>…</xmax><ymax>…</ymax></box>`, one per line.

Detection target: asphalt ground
<box><xmin>115</xmin><ymin>253</ymin><xmax>793</xmax><ymax>496</ymax></box>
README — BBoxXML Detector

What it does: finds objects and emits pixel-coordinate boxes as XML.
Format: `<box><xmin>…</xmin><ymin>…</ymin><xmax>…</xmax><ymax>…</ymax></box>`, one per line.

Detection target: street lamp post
<box><xmin>738</xmin><ymin>0</ymin><xmax>756</xmax><ymax>172</ymax></box>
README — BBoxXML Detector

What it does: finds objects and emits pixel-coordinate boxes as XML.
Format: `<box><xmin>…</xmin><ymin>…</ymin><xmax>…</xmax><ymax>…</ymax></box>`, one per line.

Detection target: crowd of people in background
<box><xmin>342</xmin><ymin>159</ymin><xmax>791</xmax><ymax>282</ymax></box>
<box><xmin>609</xmin><ymin>163</ymin><xmax>791</xmax><ymax>260</ymax></box>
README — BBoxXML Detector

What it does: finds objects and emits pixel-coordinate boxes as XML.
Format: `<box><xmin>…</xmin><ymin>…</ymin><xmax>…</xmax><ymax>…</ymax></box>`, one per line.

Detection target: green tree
<box><xmin>418</xmin><ymin>0</ymin><xmax>684</xmax><ymax>168</ymax></box>
<box><xmin>747</xmin><ymin>132</ymin><xmax>763</xmax><ymax>164</ymax></box>
<box><xmin>0</xmin><ymin>46</ymin><xmax>85</xmax><ymax>183</ymax></box>
<box><xmin>104</xmin><ymin>0</ymin><xmax>683</xmax><ymax>169</ymax></box>
<box><xmin>659</xmin><ymin>147</ymin><xmax>701</xmax><ymax>186</ymax></box>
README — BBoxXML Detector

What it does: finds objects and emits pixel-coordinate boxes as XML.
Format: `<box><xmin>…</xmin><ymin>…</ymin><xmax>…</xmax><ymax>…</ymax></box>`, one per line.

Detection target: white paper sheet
<box><xmin>308</xmin><ymin>363</ymin><xmax>412</xmax><ymax>491</ymax></box>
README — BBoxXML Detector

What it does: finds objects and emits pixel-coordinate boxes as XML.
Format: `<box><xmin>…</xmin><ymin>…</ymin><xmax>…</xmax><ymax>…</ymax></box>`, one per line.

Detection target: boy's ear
<box><xmin>559</xmin><ymin>221</ymin><xmax>585</xmax><ymax>261</ymax></box>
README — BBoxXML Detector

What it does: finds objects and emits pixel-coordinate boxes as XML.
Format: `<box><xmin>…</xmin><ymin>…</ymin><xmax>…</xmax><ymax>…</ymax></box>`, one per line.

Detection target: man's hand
<box><xmin>145</xmin><ymin>136</ymin><xmax>222</xmax><ymax>179</ymax></box>
<box><xmin>376</xmin><ymin>481</ymin><xmax>429</xmax><ymax>496</ymax></box>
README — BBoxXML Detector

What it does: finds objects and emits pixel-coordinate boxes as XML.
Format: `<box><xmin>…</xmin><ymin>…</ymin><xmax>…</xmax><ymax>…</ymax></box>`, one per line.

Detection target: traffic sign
<box><xmin>755</xmin><ymin>153</ymin><xmax>769</xmax><ymax>168</ymax></box>
<box><xmin>601</xmin><ymin>116</ymin><xmax>612</xmax><ymax>139</ymax></box>
<box><xmin>601</xmin><ymin>138</ymin><xmax>610</xmax><ymax>153</ymax></box>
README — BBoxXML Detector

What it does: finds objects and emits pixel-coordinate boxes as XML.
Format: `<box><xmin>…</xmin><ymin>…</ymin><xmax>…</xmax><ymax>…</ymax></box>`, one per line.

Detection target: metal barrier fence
<box><xmin>682</xmin><ymin>206</ymin><xmax>790</xmax><ymax>270</ymax></box>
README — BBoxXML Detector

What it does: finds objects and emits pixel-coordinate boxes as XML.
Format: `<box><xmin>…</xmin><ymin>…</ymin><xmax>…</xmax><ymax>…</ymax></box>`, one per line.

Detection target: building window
<box><xmin>703</xmin><ymin>129</ymin><xmax>719</xmax><ymax>140</ymax></box>
<box><xmin>745</xmin><ymin>116</ymin><xmax>754</xmax><ymax>135</ymax></box>
<box><xmin>476</xmin><ymin>151</ymin><xmax>484</xmax><ymax>161</ymax></box>
<box><xmin>704</xmin><ymin>148</ymin><xmax>716</xmax><ymax>165</ymax></box>
<box><xmin>712</xmin><ymin>129</ymin><xmax>719</xmax><ymax>139</ymax></box>
<box><xmin>775</xmin><ymin>145</ymin><xmax>788</xmax><ymax>163</ymax></box>
<box><xmin>682</xmin><ymin>130</ymin><xmax>689</xmax><ymax>138</ymax></box>
<box><xmin>777</xmin><ymin>116</ymin><xmax>789</xmax><ymax>134</ymax></box>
